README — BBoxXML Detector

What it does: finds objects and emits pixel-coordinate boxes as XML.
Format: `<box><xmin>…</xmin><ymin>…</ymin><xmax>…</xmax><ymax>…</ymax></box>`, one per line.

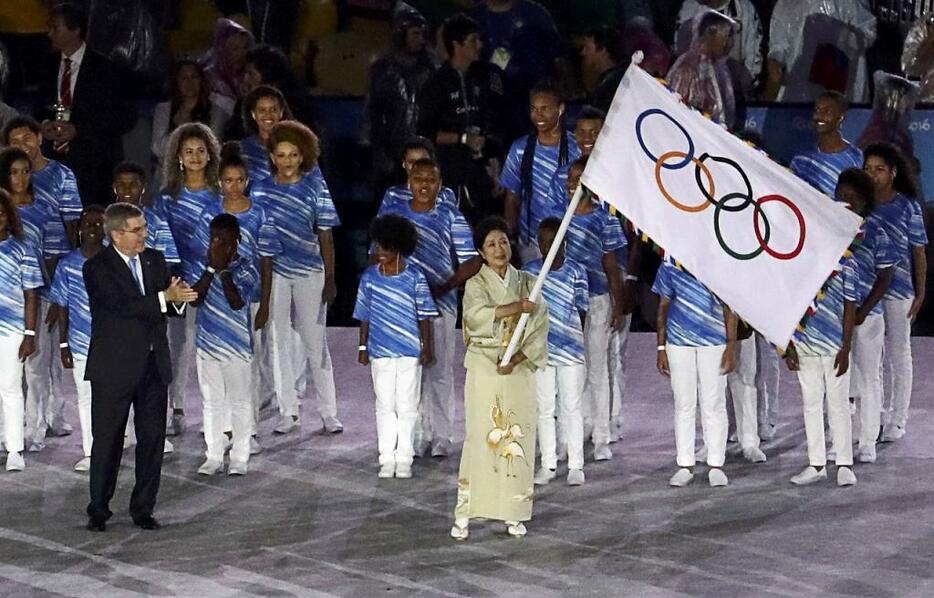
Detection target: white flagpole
<box><xmin>500</xmin><ymin>184</ymin><xmax>584</xmax><ymax>367</ymax></box>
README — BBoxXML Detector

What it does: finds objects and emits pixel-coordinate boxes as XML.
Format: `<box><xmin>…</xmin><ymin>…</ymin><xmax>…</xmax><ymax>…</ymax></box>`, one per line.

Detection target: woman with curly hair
<box><xmin>251</xmin><ymin>120</ymin><xmax>341</xmax><ymax>435</ymax></box>
<box><xmin>152</xmin><ymin>123</ymin><xmax>221</xmax><ymax>436</ymax></box>
<box><xmin>0</xmin><ymin>188</ymin><xmax>43</xmax><ymax>471</ymax></box>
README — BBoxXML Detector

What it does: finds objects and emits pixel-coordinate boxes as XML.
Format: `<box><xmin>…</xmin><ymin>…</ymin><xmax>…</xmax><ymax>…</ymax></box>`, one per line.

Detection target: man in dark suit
<box><xmin>83</xmin><ymin>203</ymin><xmax>197</xmax><ymax>532</ymax></box>
<box><xmin>39</xmin><ymin>3</ymin><xmax>133</xmax><ymax>206</ymax></box>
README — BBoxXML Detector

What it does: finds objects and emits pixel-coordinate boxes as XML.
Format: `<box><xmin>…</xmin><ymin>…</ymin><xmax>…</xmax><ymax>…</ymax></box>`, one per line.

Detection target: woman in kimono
<box><xmin>451</xmin><ymin>216</ymin><xmax>548</xmax><ymax>540</ymax></box>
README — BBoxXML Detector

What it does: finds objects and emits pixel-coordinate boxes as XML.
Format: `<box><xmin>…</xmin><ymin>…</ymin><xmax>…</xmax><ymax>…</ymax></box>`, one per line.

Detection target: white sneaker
<box><xmin>5</xmin><ymin>451</ymin><xmax>24</xmax><ymax>471</ymax></box>
<box><xmin>593</xmin><ymin>444</ymin><xmax>612</xmax><ymax>461</ymax></box>
<box><xmin>228</xmin><ymin>460</ymin><xmax>248</xmax><ymax>476</ymax></box>
<box><xmin>881</xmin><ymin>424</ymin><xmax>905</xmax><ymax>442</ymax></box>
<box><xmin>533</xmin><ymin>467</ymin><xmax>556</xmax><ymax>485</ymax></box>
<box><xmin>506</xmin><ymin>521</ymin><xmax>527</xmax><ymax>537</ymax></box>
<box><xmin>856</xmin><ymin>446</ymin><xmax>877</xmax><ymax>463</ymax></box>
<box><xmin>163</xmin><ymin>439</ymin><xmax>174</xmax><ymax>454</ymax></box>
<box><xmin>378</xmin><ymin>464</ymin><xmax>394</xmax><ymax>479</ymax></box>
<box><xmin>708</xmin><ymin>468</ymin><xmax>729</xmax><ymax>487</ymax></box>
<box><xmin>74</xmin><ymin>457</ymin><xmax>91</xmax><ymax>472</ymax></box>
<box><xmin>323</xmin><ymin>416</ymin><xmax>343</xmax><ymax>434</ymax></box>
<box><xmin>669</xmin><ymin>468</ymin><xmax>694</xmax><ymax>487</ymax></box>
<box><xmin>450</xmin><ymin>518</ymin><xmax>469</xmax><ymax>541</ymax></box>
<box><xmin>250</xmin><ymin>436</ymin><xmax>263</xmax><ymax>455</ymax></box>
<box><xmin>567</xmin><ymin>468</ymin><xmax>585</xmax><ymax>486</ymax></box>
<box><xmin>837</xmin><ymin>466</ymin><xmax>857</xmax><ymax>487</ymax></box>
<box><xmin>790</xmin><ymin>466</ymin><xmax>827</xmax><ymax>485</ymax></box>
<box><xmin>694</xmin><ymin>445</ymin><xmax>708</xmax><ymax>462</ymax></box>
<box><xmin>273</xmin><ymin>415</ymin><xmax>299</xmax><ymax>435</ymax></box>
<box><xmin>26</xmin><ymin>439</ymin><xmax>45</xmax><ymax>453</ymax></box>
<box><xmin>728</xmin><ymin>431</ymin><xmax>738</xmax><ymax>443</ymax></box>
<box><xmin>395</xmin><ymin>464</ymin><xmax>412</xmax><ymax>479</ymax></box>
<box><xmin>47</xmin><ymin>422</ymin><xmax>73</xmax><ymax>437</ymax></box>
<box><xmin>743</xmin><ymin>447</ymin><xmax>767</xmax><ymax>463</ymax></box>
<box><xmin>198</xmin><ymin>458</ymin><xmax>223</xmax><ymax>475</ymax></box>
<box><xmin>758</xmin><ymin>424</ymin><xmax>776</xmax><ymax>441</ymax></box>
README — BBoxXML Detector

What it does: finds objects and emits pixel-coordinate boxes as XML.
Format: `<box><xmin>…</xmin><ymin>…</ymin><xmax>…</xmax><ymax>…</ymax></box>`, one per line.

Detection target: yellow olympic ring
<box><xmin>654</xmin><ymin>150</ymin><xmax>715</xmax><ymax>213</ymax></box>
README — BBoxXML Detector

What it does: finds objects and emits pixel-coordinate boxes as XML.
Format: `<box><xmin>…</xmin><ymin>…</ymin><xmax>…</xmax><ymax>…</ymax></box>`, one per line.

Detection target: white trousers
<box><xmin>851</xmin><ymin>314</ymin><xmax>885</xmax><ymax>449</ymax></box>
<box><xmin>608</xmin><ymin>313</ymin><xmax>632</xmax><ymax>431</ymax></box>
<box><xmin>536</xmin><ymin>363</ymin><xmax>585</xmax><ymax>470</ymax></box>
<box><xmin>71</xmin><ymin>359</ymin><xmax>93</xmax><ymax>457</ymax></box>
<box><xmin>269</xmin><ymin>271</ymin><xmax>337</xmax><ymax>421</ymax></box>
<box><xmin>755</xmin><ymin>331</ymin><xmax>782</xmax><ymax>427</ymax></box>
<box><xmin>796</xmin><ymin>354</ymin><xmax>853</xmax><ymax>466</ymax></box>
<box><xmin>583</xmin><ymin>294</ymin><xmax>612</xmax><ymax>446</ymax></box>
<box><xmin>371</xmin><ymin>357</ymin><xmax>422</xmax><ymax>467</ymax></box>
<box><xmin>0</xmin><ymin>333</ymin><xmax>25</xmax><ymax>453</ymax></box>
<box><xmin>168</xmin><ymin>306</ymin><xmax>198</xmax><ymax>412</ymax></box>
<box><xmin>415</xmin><ymin>311</ymin><xmax>456</xmax><ymax>446</ymax></box>
<box><xmin>25</xmin><ymin>299</ymin><xmax>66</xmax><ymax>442</ymax></box>
<box><xmin>882</xmin><ymin>297</ymin><xmax>914</xmax><ymax>428</ymax></box>
<box><xmin>197</xmin><ymin>355</ymin><xmax>253</xmax><ymax>463</ymax></box>
<box><xmin>667</xmin><ymin>344</ymin><xmax>728</xmax><ymax>468</ymax></box>
<box><xmin>728</xmin><ymin>337</ymin><xmax>759</xmax><ymax>450</ymax></box>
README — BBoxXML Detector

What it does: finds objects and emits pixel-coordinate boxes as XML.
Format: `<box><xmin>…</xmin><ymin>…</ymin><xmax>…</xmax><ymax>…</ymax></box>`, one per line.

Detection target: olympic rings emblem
<box><xmin>634</xmin><ymin>108</ymin><xmax>806</xmax><ymax>261</ymax></box>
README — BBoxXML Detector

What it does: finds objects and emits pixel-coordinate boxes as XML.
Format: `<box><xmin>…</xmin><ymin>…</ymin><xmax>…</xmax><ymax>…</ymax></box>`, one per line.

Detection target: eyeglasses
<box><xmin>116</xmin><ymin>224</ymin><xmax>147</xmax><ymax>235</ymax></box>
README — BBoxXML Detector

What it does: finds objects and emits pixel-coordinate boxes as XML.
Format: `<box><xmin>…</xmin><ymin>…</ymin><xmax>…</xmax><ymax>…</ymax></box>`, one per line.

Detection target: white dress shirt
<box><xmin>113</xmin><ymin>247</ymin><xmax>176</xmax><ymax>314</ymax></box>
<box><xmin>57</xmin><ymin>42</ymin><xmax>87</xmax><ymax>104</ymax></box>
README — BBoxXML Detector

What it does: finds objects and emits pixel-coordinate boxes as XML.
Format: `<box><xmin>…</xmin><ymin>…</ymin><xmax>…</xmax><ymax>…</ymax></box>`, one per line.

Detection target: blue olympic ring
<box><xmin>635</xmin><ymin>109</ymin><xmax>695</xmax><ymax>170</ymax></box>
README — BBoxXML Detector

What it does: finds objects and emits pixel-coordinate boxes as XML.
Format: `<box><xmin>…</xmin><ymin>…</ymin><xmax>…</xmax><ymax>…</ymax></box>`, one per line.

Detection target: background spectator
<box><xmin>580</xmin><ymin>26</ymin><xmax>626</xmax><ymax>114</ymax></box>
<box><xmin>200</xmin><ymin>17</ymin><xmax>254</xmax><ymax>103</ymax></box>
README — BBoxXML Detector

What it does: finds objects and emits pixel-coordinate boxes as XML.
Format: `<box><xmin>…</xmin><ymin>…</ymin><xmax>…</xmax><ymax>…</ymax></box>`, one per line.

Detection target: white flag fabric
<box><xmin>582</xmin><ymin>64</ymin><xmax>863</xmax><ymax>349</ymax></box>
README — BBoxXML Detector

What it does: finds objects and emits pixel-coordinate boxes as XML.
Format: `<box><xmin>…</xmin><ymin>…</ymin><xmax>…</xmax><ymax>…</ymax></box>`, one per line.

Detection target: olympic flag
<box><xmin>582</xmin><ymin>64</ymin><xmax>863</xmax><ymax>349</ymax></box>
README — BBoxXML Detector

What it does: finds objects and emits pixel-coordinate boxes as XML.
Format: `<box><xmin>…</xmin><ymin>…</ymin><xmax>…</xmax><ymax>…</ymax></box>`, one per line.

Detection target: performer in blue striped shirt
<box><xmin>239</xmin><ymin>85</ymin><xmax>292</xmax><ymax>183</ymax></box>
<box><xmin>251</xmin><ymin>120</ymin><xmax>343</xmax><ymax>436</ymax></box>
<box><xmin>50</xmin><ymin>205</ymin><xmax>105</xmax><ymax>472</ymax></box>
<box><xmin>112</xmin><ymin>162</ymin><xmax>181</xmax><ymax>267</ymax></box>
<box><xmin>784</xmin><ymin>257</ymin><xmax>859</xmax><ymax>487</ymax></box>
<box><xmin>558</xmin><ymin>157</ymin><xmax>625</xmax><ymax>462</ymax></box>
<box><xmin>377</xmin><ymin>137</ymin><xmax>457</xmax><ymax>214</ymax></box>
<box><xmin>502</xmin><ymin>81</ymin><xmax>580</xmax><ymax>263</ymax></box>
<box><xmin>790</xmin><ymin>91</ymin><xmax>863</xmax><ymax>197</ymax></box>
<box><xmin>190</xmin><ymin>214</ymin><xmax>258</xmax><ymax>476</ymax></box>
<box><xmin>654</xmin><ymin>261</ymin><xmax>737</xmax><ymax>488</ymax></box>
<box><xmin>835</xmin><ymin>169</ymin><xmax>895</xmax><ymax>463</ymax></box>
<box><xmin>524</xmin><ymin>217</ymin><xmax>589</xmax><ymax>486</ymax></box>
<box><xmin>152</xmin><ymin>123</ymin><xmax>222</xmax><ymax>437</ymax></box>
<box><xmin>355</xmin><ymin>215</ymin><xmax>438</xmax><ymax>478</ymax></box>
<box><xmin>376</xmin><ymin>157</ymin><xmax>481</xmax><ymax>457</ymax></box>
<box><xmin>862</xmin><ymin>144</ymin><xmax>928</xmax><ymax>443</ymax></box>
<box><xmin>0</xmin><ymin>189</ymin><xmax>43</xmax><ymax>472</ymax></box>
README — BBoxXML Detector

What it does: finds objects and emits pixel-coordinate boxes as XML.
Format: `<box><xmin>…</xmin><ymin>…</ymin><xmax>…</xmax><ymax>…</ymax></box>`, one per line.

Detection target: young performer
<box><xmin>654</xmin><ymin>261</ymin><xmax>737</xmax><ymax>487</ymax></box>
<box><xmin>377</xmin><ymin>137</ymin><xmax>457</xmax><ymax>212</ymax></box>
<box><xmin>524</xmin><ymin>217</ymin><xmax>589</xmax><ymax>485</ymax></box>
<box><xmin>376</xmin><ymin>157</ymin><xmax>481</xmax><ymax>457</ymax></box>
<box><xmin>191</xmin><ymin>214</ymin><xmax>258</xmax><ymax>475</ymax></box>
<box><xmin>50</xmin><ymin>205</ymin><xmax>105</xmax><ymax>471</ymax></box>
<box><xmin>355</xmin><ymin>215</ymin><xmax>437</xmax><ymax>478</ymax></box>
<box><xmin>784</xmin><ymin>256</ymin><xmax>859</xmax><ymax>487</ymax></box>
<box><xmin>862</xmin><ymin>143</ymin><xmax>928</xmax><ymax>442</ymax></box>
<box><xmin>251</xmin><ymin>120</ymin><xmax>342</xmax><ymax>435</ymax></box>
<box><xmin>239</xmin><ymin>85</ymin><xmax>292</xmax><ymax>182</ymax></box>
<box><xmin>559</xmin><ymin>157</ymin><xmax>625</xmax><ymax>461</ymax></box>
<box><xmin>727</xmin><ymin>321</ymin><xmax>767</xmax><ymax>462</ymax></box>
<box><xmin>0</xmin><ymin>189</ymin><xmax>42</xmax><ymax>471</ymax></box>
<box><xmin>152</xmin><ymin>123</ymin><xmax>222</xmax><ymax>436</ymax></box>
<box><xmin>502</xmin><ymin>81</ymin><xmax>580</xmax><ymax>263</ymax></box>
<box><xmin>112</xmin><ymin>162</ymin><xmax>181</xmax><ymax>267</ymax></box>
<box><xmin>790</xmin><ymin>91</ymin><xmax>863</xmax><ymax>197</ymax></box>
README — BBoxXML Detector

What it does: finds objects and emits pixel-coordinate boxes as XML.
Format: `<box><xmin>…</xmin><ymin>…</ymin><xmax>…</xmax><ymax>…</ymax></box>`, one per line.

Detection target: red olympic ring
<box><xmin>655</xmin><ymin>151</ymin><xmax>715</xmax><ymax>213</ymax></box>
<box><xmin>753</xmin><ymin>194</ymin><xmax>806</xmax><ymax>260</ymax></box>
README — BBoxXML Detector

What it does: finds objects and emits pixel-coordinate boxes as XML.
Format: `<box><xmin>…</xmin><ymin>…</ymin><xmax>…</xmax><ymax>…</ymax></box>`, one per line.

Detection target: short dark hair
<box><xmin>836</xmin><ymin>167</ymin><xmax>876</xmax><ymax>212</ymax></box>
<box><xmin>442</xmin><ymin>14</ymin><xmax>479</xmax><ymax>56</ymax></box>
<box><xmin>79</xmin><ymin>204</ymin><xmax>106</xmax><ymax>226</ymax></box>
<box><xmin>267</xmin><ymin>120</ymin><xmax>320</xmax><ymax>173</ymax></box>
<box><xmin>473</xmin><ymin>215</ymin><xmax>510</xmax><ymax>251</ymax></box>
<box><xmin>112</xmin><ymin>160</ymin><xmax>147</xmax><ymax>183</ymax></box>
<box><xmin>538</xmin><ymin>216</ymin><xmax>562</xmax><ymax>236</ymax></box>
<box><xmin>408</xmin><ymin>157</ymin><xmax>440</xmax><ymax>173</ymax></box>
<box><xmin>246</xmin><ymin>44</ymin><xmax>293</xmax><ymax>89</ymax></box>
<box><xmin>2</xmin><ymin>115</ymin><xmax>41</xmax><ymax>143</ymax></box>
<box><xmin>370</xmin><ymin>214</ymin><xmax>418</xmax><ymax>257</ymax></box>
<box><xmin>402</xmin><ymin>136</ymin><xmax>436</xmax><ymax>161</ymax></box>
<box><xmin>50</xmin><ymin>2</ymin><xmax>89</xmax><ymax>40</ymax></box>
<box><xmin>242</xmin><ymin>84</ymin><xmax>293</xmax><ymax>136</ymax></box>
<box><xmin>576</xmin><ymin>105</ymin><xmax>606</xmax><ymax>123</ymax></box>
<box><xmin>817</xmin><ymin>89</ymin><xmax>847</xmax><ymax>112</ymax></box>
<box><xmin>863</xmin><ymin>142</ymin><xmax>920</xmax><ymax>199</ymax></box>
<box><xmin>210</xmin><ymin>213</ymin><xmax>241</xmax><ymax>238</ymax></box>
<box><xmin>0</xmin><ymin>147</ymin><xmax>32</xmax><ymax>196</ymax></box>
<box><xmin>587</xmin><ymin>25</ymin><xmax>623</xmax><ymax>63</ymax></box>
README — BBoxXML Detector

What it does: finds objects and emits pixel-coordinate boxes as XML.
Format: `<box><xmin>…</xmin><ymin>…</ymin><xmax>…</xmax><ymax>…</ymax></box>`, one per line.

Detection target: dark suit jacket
<box><xmin>83</xmin><ymin>246</ymin><xmax>176</xmax><ymax>396</ymax></box>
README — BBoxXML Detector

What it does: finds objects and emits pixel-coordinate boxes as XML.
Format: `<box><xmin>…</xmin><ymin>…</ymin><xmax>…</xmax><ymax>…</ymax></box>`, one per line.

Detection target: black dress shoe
<box><xmin>86</xmin><ymin>518</ymin><xmax>106</xmax><ymax>532</ymax></box>
<box><xmin>132</xmin><ymin>516</ymin><xmax>161</xmax><ymax>530</ymax></box>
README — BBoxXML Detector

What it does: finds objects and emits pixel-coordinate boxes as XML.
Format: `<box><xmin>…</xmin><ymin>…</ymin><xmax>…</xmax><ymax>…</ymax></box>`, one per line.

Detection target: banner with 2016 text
<box><xmin>582</xmin><ymin>64</ymin><xmax>863</xmax><ymax>349</ymax></box>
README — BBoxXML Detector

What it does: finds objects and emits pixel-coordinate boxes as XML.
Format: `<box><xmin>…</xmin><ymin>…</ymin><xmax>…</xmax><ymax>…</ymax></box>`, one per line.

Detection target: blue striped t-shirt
<box><xmin>196</xmin><ymin>257</ymin><xmax>259</xmax><ymax>361</ymax></box>
<box><xmin>153</xmin><ymin>187</ymin><xmax>221</xmax><ymax>284</ymax></box>
<box><xmin>790</xmin><ymin>143</ymin><xmax>863</xmax><ymax>197</ymax></box>
<box><xmin>653</xmin><ymin>262</ymin><xmax>727</xmax><ymax>347</ymax></box>
<box><xmin>852</xmin><ymin>218</ymin><xmax>897</xmax><ymax>316</ymax></box>
<box><xmin>0</xmin><ymin>236</ymin><xmax>45</xmax><ymax>336</ymax></box>
<box><xmin>870</xmin><ymin>193</ymin><xmax>928</xmax><ymax>300</ymax></box>
<box><xmin>561</xmin><ymin>203</ymin><xmax>626</xmax><ymax>296</ymax></box>
<box><xmin>523</xmin><ymin>258</ymin><xmax>589</xmax><ymax>366</ymax></box>
<box><xmin>794</xmin><ymin>258</ymin><xmax>859</xmax><ymax>356</ymax></box>
<box><xmin>48</xmin><ymin>249</ymin><xmax>92</xmax><ymax>359</ymax></box>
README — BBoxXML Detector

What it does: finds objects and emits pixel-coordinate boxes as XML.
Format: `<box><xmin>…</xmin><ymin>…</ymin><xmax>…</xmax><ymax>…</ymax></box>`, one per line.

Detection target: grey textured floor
<box><xmin>1</xmin><ymin>330</ymin><xmax>933</xmax><ymax>598</ymax></box>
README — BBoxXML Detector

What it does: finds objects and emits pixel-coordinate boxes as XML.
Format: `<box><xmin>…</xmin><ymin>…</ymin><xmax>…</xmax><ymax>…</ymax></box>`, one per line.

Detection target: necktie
<box><xmin>60</xmin><ymin>57</ymin><xmax>72</xmax><ymax>107</ymax></box>
<box><xmin>128</xmin><ymin>257</ymin><xmax>144</xmax><ymax>294</ymax></box>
